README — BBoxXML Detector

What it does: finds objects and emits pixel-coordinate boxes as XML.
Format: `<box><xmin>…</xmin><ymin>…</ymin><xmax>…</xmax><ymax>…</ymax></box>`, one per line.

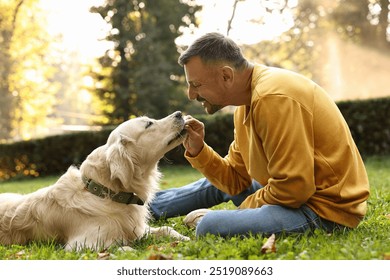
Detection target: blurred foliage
<box><xmin>0</xmin><ymin>129</ymin><xmax>112</xmax><ymax>181</ymax></box>
<box><xmin>243</xmin><ymin>0</ymin><xmax>324</xmax><ymax>77</ymax></box>
<box><xmin>243</xmin><ymin>0</ymin><xmax>389</xmax><ymax>76</ymax></box>
<box><xmin>338</xmin><ymin>98</ymin><xmax>390</xmax><ymax>157</ymax></box>
<box><xmin>89</xmin><ymin>0</ymin><xmax>201</xmax><ymax>124</ymax></box>
<box><xmin>1</xmin><ymin>97</ymin><xmax>389</xmax><ymax>180</ymax></box>
<box><xmin>332</xmin><ymin>0</ymin><xmax>389</xmax><ymax>50</ymax></box>
<box><xmin>1</xmin><ymin>0</ymin><xmax>389</xmax><ymax>141</ymax></box>
<box><xmin>0</xmin><ymin>0</ymin><xmax>59</xmax><ymax>141</ymax></box>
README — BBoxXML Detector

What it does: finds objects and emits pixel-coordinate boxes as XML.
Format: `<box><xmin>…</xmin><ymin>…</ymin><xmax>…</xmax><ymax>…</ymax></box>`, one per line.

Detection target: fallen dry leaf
<box><xmin>15</xmin><ymin>250</ymin><xmax>27</xmax><ymax>259</ymax></box>
<box><xmin>147</xmin><ymin>245</ymin><xmax>160</xmax><ymax>251</ymax></box>
<box><xmin>97</xmin><ymin>250</ymin><xmax>111</xmax><ymax>260</ymax></box>
<box><xmin>385</xmin><ymin>214</ymin><xmax>390</xmax><ymax>220</ymax></box>
<box><xmin>147</xmin><ymin>253</ymin><xmax>173</xmax><ymax>260</ymax></box>
<box><xmin>147</xmin><ymin>241</ymin><xmax>181</xmax><ymax>252</ymax></box>
<box><xmin>261</xmin><ymin>234</ymin><xmax>277</xmax><ymax>254</ymax></box>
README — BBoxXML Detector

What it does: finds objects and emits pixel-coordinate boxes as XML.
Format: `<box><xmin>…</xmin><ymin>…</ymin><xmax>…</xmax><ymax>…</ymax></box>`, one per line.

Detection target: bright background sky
<box><xmin>40</xmin><ymin>0</ymin><xmax>296</xmax><ymax>60</ymax></box>
<box><xmin>192</xmin><ymin>0</ymin><xmax>296</xmax><ymax>44</ymax></box>
<box><xmin>40</xmin><ymin>0</ymin><xmax>110</xmax><ymax>59</ymax></box>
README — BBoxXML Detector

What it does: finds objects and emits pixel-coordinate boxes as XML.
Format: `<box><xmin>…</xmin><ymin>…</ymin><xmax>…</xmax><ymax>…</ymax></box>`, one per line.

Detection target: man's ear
<box><xmin>221</xmin><ymin>66</ymin><xmax>234</xmax><ymax>87</ymax></box>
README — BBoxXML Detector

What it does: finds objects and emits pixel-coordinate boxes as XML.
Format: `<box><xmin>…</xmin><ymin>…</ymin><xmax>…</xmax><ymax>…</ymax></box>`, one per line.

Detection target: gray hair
<box><xmin>178</xmin><ymin>32</ymin><xmax>247</xmax><ymax>69</ymax></box>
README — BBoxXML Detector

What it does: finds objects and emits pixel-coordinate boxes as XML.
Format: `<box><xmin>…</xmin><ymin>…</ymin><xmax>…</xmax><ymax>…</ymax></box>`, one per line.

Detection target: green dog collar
<box><xmin>82</xmin><ymin>176</ymin><xmax>144</xmax><ymax>206</ymax></box>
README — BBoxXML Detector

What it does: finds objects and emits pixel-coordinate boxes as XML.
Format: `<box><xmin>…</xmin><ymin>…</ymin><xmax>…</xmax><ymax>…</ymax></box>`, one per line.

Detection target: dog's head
<box><xmin>80</xmin><ymin>111</ymin><xmax>186</xmax><ymax>196</ymax></box>
<box><xmin>108</xmin><ymin>110</ymin><xmax>186</xmax><ymax>160</ymax></box>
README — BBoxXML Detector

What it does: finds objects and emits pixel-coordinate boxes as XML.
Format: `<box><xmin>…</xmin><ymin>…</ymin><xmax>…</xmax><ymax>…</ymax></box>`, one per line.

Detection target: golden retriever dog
<box><xmin>0</xmin><ymin>111</ymin><xmax>189</xmax><ymax>251</ymax></box>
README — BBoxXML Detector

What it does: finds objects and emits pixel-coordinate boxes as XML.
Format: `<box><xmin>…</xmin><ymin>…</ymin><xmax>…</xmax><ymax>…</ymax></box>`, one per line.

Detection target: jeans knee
<box><xmin>195</xmin><ymin>212</ymin><xmax>218</xmax><ymax>237</ymax></box>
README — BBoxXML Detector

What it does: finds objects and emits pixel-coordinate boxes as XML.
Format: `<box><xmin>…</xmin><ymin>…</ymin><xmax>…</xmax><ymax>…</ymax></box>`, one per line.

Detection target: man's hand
<box><xmin>183</xmin><ymin>115</ymin><xmax>205</xmax><ymax>157</ymax></box>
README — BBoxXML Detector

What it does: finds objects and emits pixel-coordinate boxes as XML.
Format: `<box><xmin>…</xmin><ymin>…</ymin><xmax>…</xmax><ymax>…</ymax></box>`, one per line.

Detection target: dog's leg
<box><xmin>65</xmin><ymin>237</ymin><xmax>136</xmax><ymax>252</ymax></box>
<box><xmin>65</xmin><ymin>233</ymin><xmax>113</xmax><ymax>252</ymax></box>
<box><xmin>146</xmin><ymin>226</ymin><xmax>190</xmax><ymax>241</ymax></box>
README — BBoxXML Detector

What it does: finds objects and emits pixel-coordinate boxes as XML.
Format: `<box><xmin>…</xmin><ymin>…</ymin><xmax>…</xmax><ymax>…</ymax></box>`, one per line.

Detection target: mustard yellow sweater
<box><xmin>186</xmin><ymin>64</ymin><xmax>369</xmax><ymax>228</ymax></box>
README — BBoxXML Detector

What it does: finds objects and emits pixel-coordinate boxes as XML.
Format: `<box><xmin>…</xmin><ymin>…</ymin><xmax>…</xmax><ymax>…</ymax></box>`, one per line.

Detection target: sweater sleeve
<box><xmin>185</xmin><ymin>132</ymin><xmax>252</xmax><ymax>196</ymax></box>
<box><xmin>240</xmin><ymin>95</ymin><xmax>316</xmax><ymax>209</ymax></box>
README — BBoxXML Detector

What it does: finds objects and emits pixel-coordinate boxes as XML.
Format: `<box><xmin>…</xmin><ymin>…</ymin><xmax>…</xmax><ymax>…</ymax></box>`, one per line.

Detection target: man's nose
<box><xmin>187</xmin><ymin>87</ymin><xmax>198</xmax><ymax>101</ymax></box>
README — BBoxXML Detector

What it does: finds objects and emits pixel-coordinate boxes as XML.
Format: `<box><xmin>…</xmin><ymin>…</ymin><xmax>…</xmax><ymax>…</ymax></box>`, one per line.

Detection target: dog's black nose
<box><xmin>174</xmin><ymin>111</ymin><xmax>182</xmax><ymax>119</ymax></box>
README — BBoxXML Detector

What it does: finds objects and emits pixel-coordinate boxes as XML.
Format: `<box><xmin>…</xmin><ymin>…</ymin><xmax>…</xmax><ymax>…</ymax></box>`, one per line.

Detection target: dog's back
<box><xmin>0</xmin><ymin>181</ymin><xmax>67</xmax><ymax>245</ymax></box>
<box><xmin>0</xmin><ymin>193</ymin><xmax>25</xmax><ymax>243</ymax></box>
<box><xmin>0</xmin><ymin>167</ymin><xmax>149</xmax><ymax>249</ymax></box>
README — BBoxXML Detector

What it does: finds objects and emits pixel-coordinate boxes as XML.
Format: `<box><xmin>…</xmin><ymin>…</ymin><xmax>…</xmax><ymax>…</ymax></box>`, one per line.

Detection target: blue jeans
<box><xmin>150</xmin><ymin>178</ymin><xmax>343</xmax><ymax>237</ymax></box>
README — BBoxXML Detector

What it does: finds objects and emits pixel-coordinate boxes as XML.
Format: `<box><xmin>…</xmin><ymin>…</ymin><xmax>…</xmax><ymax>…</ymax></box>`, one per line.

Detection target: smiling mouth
<box><xmin>197</xmin><ymin>98</ymin><xmax>208</xmax><ymax>109</ymax></box>
<box><xmin>196</xmin><ymin>97</ymin><xmax>222</xmax><ymax>113</ymax></box>
<box><xmin>197</xmin><ymin>96</ymin><xmax>206</xmax><ymax>103</ymax></box>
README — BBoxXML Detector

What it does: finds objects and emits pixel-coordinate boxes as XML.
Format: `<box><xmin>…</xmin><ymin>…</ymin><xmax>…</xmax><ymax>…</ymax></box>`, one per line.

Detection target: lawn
<box><xmin>0</xmin><ymin>157</ymin><xmax>389</xmax><ymax>260</ymax></box>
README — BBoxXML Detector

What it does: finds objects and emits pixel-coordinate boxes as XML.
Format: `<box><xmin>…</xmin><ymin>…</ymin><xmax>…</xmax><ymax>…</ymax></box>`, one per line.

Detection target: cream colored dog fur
<box><xmin>0</xmin><ymin>111</ymin><xmax>189</xmax><ymax>251</ymax></box>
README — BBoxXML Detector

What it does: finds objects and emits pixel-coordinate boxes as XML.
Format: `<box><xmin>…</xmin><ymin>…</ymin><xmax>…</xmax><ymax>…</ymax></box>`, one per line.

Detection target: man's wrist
<box><xmin>185</xmin><ymin>143</ymin><xmax>204</xmax><ymax>157</ymax></box>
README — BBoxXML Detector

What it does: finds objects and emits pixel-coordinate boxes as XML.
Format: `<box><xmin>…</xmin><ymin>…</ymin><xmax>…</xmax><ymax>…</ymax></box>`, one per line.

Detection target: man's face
<box><xmin>183</xmin><ymin>56</ymin><xmax>225</xmax><ymax>114</ymax></box>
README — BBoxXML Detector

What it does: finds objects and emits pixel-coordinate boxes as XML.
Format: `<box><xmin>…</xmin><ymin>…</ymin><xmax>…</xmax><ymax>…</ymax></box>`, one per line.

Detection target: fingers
<box><xmin>184</xmin><ymin>115</ymin><xmax>204</xmax><ymax>132</ymax></box>
<box><xmin>182</xmin><ymin>115</ymin><xmax>205</xmax><ymax>157</ymax></box>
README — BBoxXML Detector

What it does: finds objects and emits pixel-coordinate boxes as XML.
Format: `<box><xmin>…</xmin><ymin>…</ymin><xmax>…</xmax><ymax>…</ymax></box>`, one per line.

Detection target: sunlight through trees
<box><xmin>1</xmin><ymin>0</ymin><xmax>389</xmax><ymax>141</ymax></box>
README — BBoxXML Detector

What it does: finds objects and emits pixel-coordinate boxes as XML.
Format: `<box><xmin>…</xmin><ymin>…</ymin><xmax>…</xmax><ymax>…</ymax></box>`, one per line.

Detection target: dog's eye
<box><xmin>145</xmin><ymin>121</ymin><xmax>154</xmax><ymax>129</ymax></box>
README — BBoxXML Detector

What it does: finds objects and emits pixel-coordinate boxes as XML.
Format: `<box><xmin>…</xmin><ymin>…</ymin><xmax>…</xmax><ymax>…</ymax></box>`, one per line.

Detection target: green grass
<box><xmin>0</xmin><ymin>157</ymin><xmax>389</xmax><ymax>260</ymax></box>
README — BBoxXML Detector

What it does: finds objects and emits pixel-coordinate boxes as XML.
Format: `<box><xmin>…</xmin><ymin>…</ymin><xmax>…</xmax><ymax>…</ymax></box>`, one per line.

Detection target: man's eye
<box><xmin>190</xmin><ymin>82</ymin><xmax>201</xmax><ymax>88</ymax></box>
<box><xmin>145</xmin><ymin>121</ymin><xmax>154</xmax><ymax>129</ymax></box>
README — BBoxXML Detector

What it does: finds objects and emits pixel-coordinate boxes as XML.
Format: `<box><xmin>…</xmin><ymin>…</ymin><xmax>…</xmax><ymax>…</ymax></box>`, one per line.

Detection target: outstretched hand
<box><xmin>183</xmin><ymin>115</ymin><xmax>205</xmax><ymax>157</ymax></box>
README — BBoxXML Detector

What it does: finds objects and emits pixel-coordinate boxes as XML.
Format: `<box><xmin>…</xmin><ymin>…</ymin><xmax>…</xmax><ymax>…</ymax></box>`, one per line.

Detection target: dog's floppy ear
<box><xmin>105</xmin><ymin>134</ymin><xmax>137</xmax><ymax>188</ymax></box>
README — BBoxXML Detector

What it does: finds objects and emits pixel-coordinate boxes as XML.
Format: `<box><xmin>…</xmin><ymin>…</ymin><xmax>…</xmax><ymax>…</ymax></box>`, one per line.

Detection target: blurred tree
<box><xmin>0</xmin><ymin>0</ymin><xmax>58</xmax><ymax>141</ymax></box>
<box><xmin>238</xmin><ymin>0</ymin><xmax>330</xmax><ymax>78</ymax></box>
<box><xmin>332</xmin><ymin>0</ymin><xmax>390</xmax><ymax>50</ymax></box>
<box><xmin>241</xmin><ymin>0</ymin><xmax>389</xmax><ymax>76</ymax></box>
<box><xmin>0</xmin><ymin>0</ymin><xmax>23</xmax><ymax>140</ymax></box>
<box><xmin>243</xmin><ymin>0</ymin><xmax>323</xmax><ymax>77</ymax></box>
<box><xmin>90</xmin><ymin>0</ymin><xmax>200</xmax><ymax>124</ymax></box>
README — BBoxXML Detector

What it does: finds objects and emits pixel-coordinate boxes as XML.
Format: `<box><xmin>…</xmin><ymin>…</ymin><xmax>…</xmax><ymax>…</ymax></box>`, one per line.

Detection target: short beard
<box><xmin>197</xmin><ymin>97</ymin><xmax>224</xmax><ymax>114</ymax></box>
<box><xmin>205</xmin><ymin>104</ymin><xmax>224</xmax><ymax>114</ymax></box>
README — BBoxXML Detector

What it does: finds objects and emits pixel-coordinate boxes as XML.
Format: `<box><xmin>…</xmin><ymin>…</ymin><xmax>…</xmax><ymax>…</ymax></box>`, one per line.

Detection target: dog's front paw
<box><xmin>177</xmin><ymin>234</ymin><xmax>190</xmax><ymax>241</ymax></box>
<box><xmin>147</xmin><ymin>226</ymin><xmax>190</xmax><ymax>241</ymax></box>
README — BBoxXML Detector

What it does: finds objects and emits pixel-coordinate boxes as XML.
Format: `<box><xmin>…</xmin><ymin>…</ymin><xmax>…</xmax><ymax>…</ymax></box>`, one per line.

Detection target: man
<box><xmin>150</xmin><ymin>32</ymin><xmax>370</xmax><ymax>237</ymax></box>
